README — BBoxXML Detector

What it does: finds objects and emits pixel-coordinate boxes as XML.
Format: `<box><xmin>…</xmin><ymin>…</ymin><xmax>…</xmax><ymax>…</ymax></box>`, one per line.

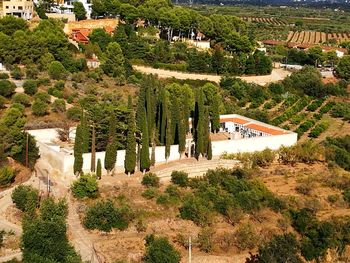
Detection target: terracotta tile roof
<box><xmin>220</xmin><ymin>117</ymin><xmax>250</xmax><ymax>125</ymax></box>
<box><xmin>245</xmin><ymin>123</ymin><xmax>285</xmax><ymax>136</ymax></box>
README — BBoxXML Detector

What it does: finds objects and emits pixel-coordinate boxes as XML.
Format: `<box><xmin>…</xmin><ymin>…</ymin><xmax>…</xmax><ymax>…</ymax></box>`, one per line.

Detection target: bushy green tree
<box><xmin>31</xmin><ymin>100</ymin><xmax>49</xmax><ymax>116</ymax></box>
<box><xmin>23</xmin><ymin>80</ymin><xmax>38</xmax><ymax>95</ymax></box>
<box><xmin>142</xmin><ymin>172</ymin><xmax>160</xmax><ymax>188</ymax></box>
<box><xmin>73</xmin><ymin>1</ymin><xmax>87</xmax><ymax>20</ymax></box>
<box><xmin>83</xmin><ymin>199</ymin><xmax>131</xmax><ymax>232</ymax></box>
<box><xmin>48</xmin><ymin>61</ymin><xmax>67</xmax><ymax>80</ymax></box>
<box><xmin>335</xmin><ymin>55</ymin><xmax>350</xmax><ymax>80</ymax></box>
<box><xmin>144</xmin><ymin>235</ymin><xmax>181</xmax><ymax>263</ymax></box>
<box><xmin>101</xmin><ymin>42</ymin><xmax>125</xmax><ymax>78</ymax></box>
<box><xmin>71</xmin><ymin>173</ymin><xmax>99</xmax><ymax>199</ymax></box>
<box><xmin>11</xmin><ymin>185</ymin><xmax>38</xmax><ymax>213</ymax></box>
<box><xmin>12</xmin><ymin>93</ymin><xmax>31</xmax><ymax>107</ymax></box>
<box><xmin>51</xmin><ymin>99</ymin><xmax>66</xmax><ymax>113</ymax></box>
<box><xmin>0</xmin><ymin>80</ymin><xmax>15</xmax><ymax>97</ymax></box>
<box><xmin>21</xmin><ymin>198</ymin><xmax>81</xmax><ymax>263</ymax></box>
<box><xmin>170</xmin><ymin>171</ymin><xmax>189</xmax><ymax>187</ymax></box>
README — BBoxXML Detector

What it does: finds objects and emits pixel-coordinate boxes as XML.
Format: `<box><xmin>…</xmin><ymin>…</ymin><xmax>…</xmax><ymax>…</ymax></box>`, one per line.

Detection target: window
<box><xmin>5</xmin><ymin>6</ymin><xmax>9</xmax><ymax>9</ymax></box>
<box><xmin>18</xmin><ymin>6</ymin><xmax>23</xmax><ymax>10</ymax></box>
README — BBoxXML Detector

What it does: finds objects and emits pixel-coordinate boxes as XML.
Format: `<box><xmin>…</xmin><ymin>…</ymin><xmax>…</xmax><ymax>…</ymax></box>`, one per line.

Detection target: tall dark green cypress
<box><xmin>170</xmin><ymin>96</ymin><xmax>179</xmax><ymax>144</ymax></box>
<box><xmin>195</xmin><ymin>89</ymin><xmax>205</xmax><ymax>158</ymax></box>
<box><xmin>140</xmin><ymin>107</ymin><xmax>150</xmax><ymax>173</ymax></box>
<box><xmin>207</xmin><ymin>138</ymin><xmax>212</xmax><ymax>160</ymax></box>
<box><xmin>90</xmin><ymin>123</ymin><xmax>96</xmax><ymax>172</ymax></box>
<box><xmin>178</xmin><ymin>109</ymin><xmax>186</xmax><ymax>157</ymax></box>
<box><xmin>211</xmin><ymin>94</ymin><xmax>221</xmax><ymax>133</ymax></box>
<box><xmin>165</xmin><ymin>116</ymin><xmax>171</xmax><ymax>161</ymax></box>
<box><xmin>81</xmin><ymin>112</ymin><xmax>90</xmax><ymax>153</ymax></box>
<box><xmin>203</xmin><ymin>106</ymin><xmax>210</xmax><ymax>157</ymax></box>
<box><xmin>104</xmin><ymin>114</ymin><xmax>118</xmax><ymax>174</ymax></box>
<box><xmin>159</xmin><ymin>88</ymin><xmax>168</xmax><ymax>145</ymax></box>
<box><xmin>73</xmin><ymin>124</ymin><xmax>83</xmax><ymax>175</ymax></box>
<box><xmin>96</xmin><ymin>159</ymin><xmax>102</xmax><ymax>179</ymax></box>
<box><xmin>136</xmin><ymin>84</ymin><xmax>146</xmax><ymax>131</ymax></box>
<box><xmin>124</xmin><ymin>96</ymin><xmax>137</xmax><ymax>175</ymax></box>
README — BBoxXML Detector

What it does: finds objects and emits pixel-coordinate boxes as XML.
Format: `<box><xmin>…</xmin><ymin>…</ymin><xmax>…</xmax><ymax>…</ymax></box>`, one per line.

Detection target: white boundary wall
<box><xmin>29</xmin><ymin>129</ymin><xmax>297</xmax><ymax>177</ymax></box>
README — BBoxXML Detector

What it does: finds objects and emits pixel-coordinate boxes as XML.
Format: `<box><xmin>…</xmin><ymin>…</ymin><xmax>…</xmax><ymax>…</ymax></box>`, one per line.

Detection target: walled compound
<box><xmin>28</xmin><ymin>114</ymin><xmax>297</xmax><ymax>178</ymax></box>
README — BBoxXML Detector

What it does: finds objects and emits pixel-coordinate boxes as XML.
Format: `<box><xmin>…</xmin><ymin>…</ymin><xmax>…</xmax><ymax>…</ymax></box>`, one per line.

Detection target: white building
<box><xmin>28</xmin><ymin>114</ymin><xmax>297</xmax><ymax>177</ymax></box>
<box><xmin>33</xmin><ymin>0</ymin><xmax>92</xmax><ymax>19</ymax></box>
<box><xmin>0</xmin><ymin>0</ymin><xmax>34</xmax><ymax>20</ymax></box>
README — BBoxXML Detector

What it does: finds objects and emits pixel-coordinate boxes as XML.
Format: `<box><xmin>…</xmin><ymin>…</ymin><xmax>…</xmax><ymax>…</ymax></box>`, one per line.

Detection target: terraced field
<box><xmin>286</xmin><ymin>31</ymin><xmax>350</xmax><ymax>44</ymax></box>
<box><xmin>241</xmin><ymin>17</ymin><xmax>287</xmax><ymax>25</ymax></box>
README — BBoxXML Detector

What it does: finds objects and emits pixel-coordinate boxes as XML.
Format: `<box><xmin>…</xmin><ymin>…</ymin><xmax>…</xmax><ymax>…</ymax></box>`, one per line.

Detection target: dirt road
<box><xmin>133</xmin><ymin>65</ymin><xmax>291</xmax><ymax>85</ymax></box>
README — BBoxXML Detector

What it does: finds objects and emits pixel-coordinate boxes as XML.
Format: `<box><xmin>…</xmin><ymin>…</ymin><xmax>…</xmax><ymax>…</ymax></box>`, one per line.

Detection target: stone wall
<box><xmin>64</xmin><ymin>18</ymin><xmax>119</xmax><ymax>34</ymax></box>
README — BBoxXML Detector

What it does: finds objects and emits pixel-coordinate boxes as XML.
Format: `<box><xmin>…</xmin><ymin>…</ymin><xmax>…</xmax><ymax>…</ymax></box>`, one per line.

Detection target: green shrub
<box><xmin>0</xmin><ymin>166</ymin><xmax>16</xmax><ymax>186</ymax></box>
<box><xmin>235</xmin><ymin>223</ymin><xmax>259</xmax><ymax>250</ymax></box>
<box><xmin>252</xmin><ymin>148</ymin><xmax>275</xmax><ymax>167</ymax></box>
<box><xmin>11</xmin><ymin>67</ymin><xmax>23</xmax><ymax>80</ymax></box>
<box><xmin>170</xmin><ymin>171</ymin><xmax>189</xmax><ymax>187</ymax></box>
<box><xmin>142</xmin><ymin>173</ymin><xmax>160</xmax><ymax>188</ymax></box>
<box><xmin>9</xmin><ymin>103</ymin><xmax>25</xmax><ymax>112</ymax></box>
<box><xmin>144</xmin><ymin>235</ymin><xmax>181</xmax><ymax>263</ymax></box>
<box><xmin>83</xmin><ymin>199</ymin><xmax>131</xmax><ymax>232</ymax></box>
<box><xmin>31</xmin><ymin>100</ymin><xmax>49</xmax><ymax>116</ymax></box>
<box><xmin>25</xmin><ymin>64</ymin><xmax>39</xmax><ymax>79</ymax></box>
<box><xmin>52</xmin><ymin>99</ymin><xmax>66</xmax><ymax>113</ymax></box>
<box><xmin>66</xmin><ymin>106</ymin><xmax>81</xmax><ymax>121</ymax></box>
<box><xmin>319</xmin><ymin>101</ymin><xmax>335</xmax><ymax>114</ymax></box>
<box><xmin>0</xmin><ymin>95</ymin><xmax>6</xmax><ymax>109</ymax></box>
<box><xmin>342</xmin><ymin>188</ymin><xmax>350</xmax><ymax>205</ymax></box>
<box><xmin>331</xmin><ymin>102</ymin><xmax>350</xmax><ymax>120</ymax></box>
<box><xmin>0</xmin><ymin>73</ymin><xmax>9</xmax><ymax>79</ymax></box>
<box><xmin>12</xmin><ymin>93</ymin><xmax>31</xmax><ymax>107</ymax></box>
<box><xmin>142</xmin><ymin>187</ymin><xmax>159</xmax><ymax>199</ymax></box>
<box><xmin>0</xmin><ymin>80</ymin><xmax>15</xmax><ymax>97</ymax></box>
<box><xmin>71</xmin><ymin>173</ymin><xmax>98</xmax><ymax>199</ymax></box>
<box><xmin>54</xmin><ymin>81</ymin><xmax>65</xmax><ymax>91</ymax></box>
<box><xmin>197</xmin><ymin>227</ymin><xmax>215</xmax><ymax>253</ymax></box>
<box><xmin>307</xmin><ymin>99</ymin><xmax>324</xmax><ymax>112</ymax></box>
<box><xmin>23</xmin><ymin>80</ymin><xmax>38</xmax><ymax>95</ymax></box>
<box><xmin>33</xmin><ymin>92</ymin><xmax>51</xmax><ymax>103</ymax></box>
<box><xmin>36</xmin><ymin>78</ymin><xmax>51</xmax><ymax>87</ymax></box>
<box><xmin>11</xmin><ymin>185</ymin><xmax>39</xmax><ymax>213</ymax></box>
<box><xmin>309</xmin><ymin>123</ymin><xmax>329</xmax><ymax>138</ymax></box>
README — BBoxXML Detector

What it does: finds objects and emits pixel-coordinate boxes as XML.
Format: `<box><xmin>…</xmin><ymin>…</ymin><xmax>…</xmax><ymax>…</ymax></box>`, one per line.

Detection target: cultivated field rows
<box><xmin>286</xmin><ymin>30</ymin><xmax>350</xmax><ymax>44</ymax></box>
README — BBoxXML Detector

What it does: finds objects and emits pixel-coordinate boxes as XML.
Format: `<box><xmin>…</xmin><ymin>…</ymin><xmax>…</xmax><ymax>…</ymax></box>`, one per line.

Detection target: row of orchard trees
<box><xmin>73</xmin><ymin>76</ymin><xmax>221</xmax><ymax>176</ymax></box>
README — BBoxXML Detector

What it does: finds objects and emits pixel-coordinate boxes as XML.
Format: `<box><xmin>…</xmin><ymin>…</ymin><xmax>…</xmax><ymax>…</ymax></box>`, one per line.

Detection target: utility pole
<box><xmin>25</xmin><ymin>132</ymin><xmax>29</xmax><ymax>168</ymax></box>
<box><xmin>188</xmin><ymin>235</ymin><xmax>192</xmax><ymax>263</ymax></box>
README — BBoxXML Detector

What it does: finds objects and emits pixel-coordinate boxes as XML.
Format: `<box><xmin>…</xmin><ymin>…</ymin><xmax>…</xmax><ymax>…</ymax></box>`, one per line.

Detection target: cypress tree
<box><xmin>207</xmin><ymin>138</ymin><xmax>212</xmax><ymax>160</ymax></box>
<box><xmin>136</xmin><ymin>84</ymin><xmax>146</xmax><ymax>131</ymax></box>
<box><xmin>178</xmin><ymin>109</ymin><xmax>186</xmax><ymax>157</ymax></box>
<box><xmin>124</xmin><ymin>96</ymin><xmax>137</xmax><ymax>175</ymax></box>
<box><xmin>96</xmin><ymin>159</ymin><xmax>102</xmax><ymax>179</ymax></box>
<box><xmin>202</xmin><ymin>106</ymin><xmax>209</xmax><ymax>157</ymax></box>
<box><xmin>104</xmin><ymin>114</ymin><xmax>118</xmax><ymax>174</ymax></box>
<box><xmin>90</xmin><ymin>123</ymin><xmax>96</xmax><ymax>172</ymax></box>
<box><xmin>170</xmin><ymin>96</ymin><xmax>179</xmax><ymax>144</ymax></box>
<box><xmin>195</xmin><ymin>89</ymin><xmax>205</xmax><ymax>158</ymax></box>
<box><xmin>151</xmin><ymin>129</ymin><xmax>156</xmax><ymax>166</ymax></box>
<box><xmin>140</xmin><ymin>107</ymin><xmax>150</xmax><ymax>173</ymax></box>
<box><xmin>165</xmin><ymin>116</ymin><xmax>171</xmax><ymax>161</ymax></box>
<box><xmin>159</xmin><ymin>88</ymin><xmax>168</xmax><ymax>144</ymax></box>
<box><xmin>211</xmin><ymin>94</ymin><xmax>221</xmax><ymax>133</ymax></box>
<box><xmin>73</xmin><ymin>124</ymin><xmax>83</xmax><ymax>175</ymax></box>
<box><xmin>81</xmin><ymin>112</ymin><xmax>89</xmax><ymax>153</ymax></box>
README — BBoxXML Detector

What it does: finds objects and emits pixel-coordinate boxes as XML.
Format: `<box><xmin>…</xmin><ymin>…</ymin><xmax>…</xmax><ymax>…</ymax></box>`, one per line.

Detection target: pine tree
<box><xmin>96</xmin><ymin>159</ymin><xmax>102</xmax><ymax>179</ymax></box>
<box><xmin>104</xmin><ymin>114</ymin><xmax>118</xmax><ymax>174</ymax></box>
<box><xmin>81</xmin><ymin>112</ymin><xmax>90</xmax><ymax>153</ymax></box>
<box><xmin>90</xmin><ymin>123</ymin><xmax>96</xmax><ymax>172</ymax></box>
<box><xmin>124</xmin><ymin>96</ymin><xmax>137</xmax><ymax>175</ymax></box>
<box><xmin>140</xmin><ymin>107</ymin><xmax>150</xmax><ymax>173</ymax></box>
<box><xmin>73</xmin><ymin>124</ymin><xmax>83</xmax><ymax>175</ymax></box>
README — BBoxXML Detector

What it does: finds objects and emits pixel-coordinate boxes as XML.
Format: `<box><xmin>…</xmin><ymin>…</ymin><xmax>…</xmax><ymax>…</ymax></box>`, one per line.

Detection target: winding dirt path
<box><xmin>133</xmin><ymin>65</ymin><xmax>291</xmax><ymax>85</ymax></box>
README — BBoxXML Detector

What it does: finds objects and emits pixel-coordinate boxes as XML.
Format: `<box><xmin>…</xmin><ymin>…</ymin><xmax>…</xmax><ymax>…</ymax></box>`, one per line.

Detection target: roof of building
<box><xmin>245</xmin><ymin>123</ymin><xmax>286</xmax><ymax>136</ymax></box>
<box><xmin>220</xmin><ymin>117</ymin><xmax>249</xmax><ymax>125</ymax></box>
